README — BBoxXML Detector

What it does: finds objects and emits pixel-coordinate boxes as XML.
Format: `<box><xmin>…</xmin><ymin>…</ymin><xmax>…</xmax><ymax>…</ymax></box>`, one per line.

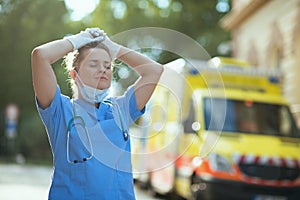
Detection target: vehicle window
<box><xmin>203</xmin><ymin>98</ymin><xmax>300</xmax><ymax>138</ymax></box>
<box><xmin>183</xmin><ymin>101</ymin><xmax>196</xmax><ymax>133</ymax></box>
<box><xmin>204</xmin><ymin>98</ymin><xmax>230</xmax><ymax>132</ymax></box>
<box><xmin>280</xmin><ymin>106</ymin><xmax>292</xmax><ymax>136</ymax></box>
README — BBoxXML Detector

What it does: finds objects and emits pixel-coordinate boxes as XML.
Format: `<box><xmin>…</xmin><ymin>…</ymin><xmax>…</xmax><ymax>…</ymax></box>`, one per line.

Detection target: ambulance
<box><xmin>132</xmin><ymin>57</ymin><xmax>300</xmax><ymax>200</ymax></box>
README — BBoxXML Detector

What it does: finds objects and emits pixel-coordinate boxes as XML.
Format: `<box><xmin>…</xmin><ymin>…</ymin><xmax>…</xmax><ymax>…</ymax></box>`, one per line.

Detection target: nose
<box><xmin>97</xmin><ymin>64</ymin><xmax>106</xmax><ymax>73</ymax></box>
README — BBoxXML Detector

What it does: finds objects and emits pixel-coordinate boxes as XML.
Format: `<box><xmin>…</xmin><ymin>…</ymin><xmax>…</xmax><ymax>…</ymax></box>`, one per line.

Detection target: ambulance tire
<box><xmin>165</xmin><ymin>192</ymin><xmax>185</xmax><ymax>200</ymax></box>
<box><xmin>147</xmin><ymin>185</ymin><xmax>161</xmax><ymax>198</ymax></box>
<box><xmin>135</xmin><ymin>179</ymin><xmax>149</xmax><ymax>190</ymax></box>
<box><xmin>190</xmin><ymin>174</ymin><xmax>202</xmax><ymax>200</ymax></box>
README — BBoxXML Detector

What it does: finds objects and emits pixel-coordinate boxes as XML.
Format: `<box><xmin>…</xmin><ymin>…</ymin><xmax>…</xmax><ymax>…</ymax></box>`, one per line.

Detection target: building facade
<box><xmin>220</xmin><ymin>0</ymin><xmax>300</xmax><ymax>127</ymax></box>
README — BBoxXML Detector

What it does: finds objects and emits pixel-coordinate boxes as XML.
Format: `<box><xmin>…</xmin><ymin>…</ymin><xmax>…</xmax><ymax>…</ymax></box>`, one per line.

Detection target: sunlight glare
<box><xmin>64</xmin><ymin>0</ymin><xmax>99</xmax><ymax>21</ymax></box>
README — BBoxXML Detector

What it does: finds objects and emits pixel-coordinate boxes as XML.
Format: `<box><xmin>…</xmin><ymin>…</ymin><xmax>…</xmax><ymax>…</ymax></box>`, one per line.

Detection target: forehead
<box><xmin>83</xmin><ymin>48</ymin><xmax>111</xmax><ymax>63</ymax></box>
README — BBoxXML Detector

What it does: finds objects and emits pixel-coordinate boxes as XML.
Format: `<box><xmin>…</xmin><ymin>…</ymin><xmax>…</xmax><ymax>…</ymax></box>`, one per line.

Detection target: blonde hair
<box><xmin>63</xmin><ymin>42</ymin><xmax>112</xmax><ymax>98</ymax></box>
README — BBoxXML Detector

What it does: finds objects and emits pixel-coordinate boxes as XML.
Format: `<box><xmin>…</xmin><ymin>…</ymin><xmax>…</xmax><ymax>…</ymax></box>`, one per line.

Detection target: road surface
<box><xmin>0</xmin><ymin>164</ymin><xmax>163</xmax><ymax>200</ymax></box>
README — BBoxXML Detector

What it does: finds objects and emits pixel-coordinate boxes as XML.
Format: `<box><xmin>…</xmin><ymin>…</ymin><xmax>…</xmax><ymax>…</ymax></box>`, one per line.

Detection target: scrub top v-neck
<box><xmin>36</xmin><ymin>85</ymin><xmax>145</xmax><ymax>200</ymax></box>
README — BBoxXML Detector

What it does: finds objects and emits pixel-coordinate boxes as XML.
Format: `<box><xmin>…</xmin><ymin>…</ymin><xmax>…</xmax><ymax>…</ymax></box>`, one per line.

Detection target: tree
<box><xmin>89</xmin><ymin>0</ymin><xmax>231</xmax><ymax>92</ymax></box>
<box><xmin>90</xmin><ymin>0</ymin><xmax>230</xmax><ymax>59</ymax></box>
<box><xmin>0</xmin><ymin>0</ymin><xmax>70</xmax><ymax>162</ymax></box>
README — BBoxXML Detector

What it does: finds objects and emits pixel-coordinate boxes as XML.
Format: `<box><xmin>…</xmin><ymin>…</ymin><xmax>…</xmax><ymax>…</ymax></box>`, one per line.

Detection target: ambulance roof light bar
<box><xmin>164</xmin><ymin>58</ymin><xmax>283</xmax><ymax>94</ymax></box>
<box><xmin>185</xmin><ymin>58</ymin><xmax>282</xmax><ymax>79</ymax></box>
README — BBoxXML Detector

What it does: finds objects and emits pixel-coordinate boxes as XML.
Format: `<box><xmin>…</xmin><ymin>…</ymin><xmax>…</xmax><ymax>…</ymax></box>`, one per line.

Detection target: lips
<box><xmin>99</xmin><ymin>76</ymin><xmax>108</xmax><ymax>81</ymax></box>
<box><xmin>96</xmin><ymin>76</ymin><xmax>107</xmax><ymax>81</ymax></box>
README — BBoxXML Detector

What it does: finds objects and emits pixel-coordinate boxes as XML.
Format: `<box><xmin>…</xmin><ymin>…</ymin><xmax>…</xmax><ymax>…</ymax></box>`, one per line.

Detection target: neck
<box><xmin>77</xmin><ymin>94</ymin><xmax>100</xmax><ymax>108</ymax></box>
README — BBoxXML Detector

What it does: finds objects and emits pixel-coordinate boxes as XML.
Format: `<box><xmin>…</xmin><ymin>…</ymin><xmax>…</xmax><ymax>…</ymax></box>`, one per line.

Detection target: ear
<box><xmin>69</xmin><ymin>69</ymin><xmax>76</xmax><ymax>80</ymax></box>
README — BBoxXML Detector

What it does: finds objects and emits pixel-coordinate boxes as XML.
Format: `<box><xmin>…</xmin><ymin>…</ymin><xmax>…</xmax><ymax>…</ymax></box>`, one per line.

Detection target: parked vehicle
<box><xmin>132</xmin><ymin>57</ymin><xmax>300</xmax><ymax>200</ymax></box>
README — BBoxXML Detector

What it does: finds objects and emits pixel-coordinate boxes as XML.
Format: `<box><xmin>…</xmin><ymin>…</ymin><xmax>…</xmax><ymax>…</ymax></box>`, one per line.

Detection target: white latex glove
<box><xmin>64</xmin><ymin>28</ymin><xmax>105</xmax><ymax>51</ymax></box>
<box><xmin>85</xmin><ymin>27</ymin><xmax>105</xmax><ymax>37</ymax></box>
<box><xmin>101</xmin><ymin>34</ymin><xmax>121</xmax><ymax>60</ymax></box>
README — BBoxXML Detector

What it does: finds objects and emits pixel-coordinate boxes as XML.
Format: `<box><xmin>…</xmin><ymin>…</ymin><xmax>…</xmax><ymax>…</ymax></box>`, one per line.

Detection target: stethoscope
<box><xmin>107</xmin><ymin>99</ymin><xmax>129</xmax><ymax>141</ymax></box>
<box><xmin>66</xmin><ymin>100</ymin><xmax>129</xmax><ymax>164</ymax></box>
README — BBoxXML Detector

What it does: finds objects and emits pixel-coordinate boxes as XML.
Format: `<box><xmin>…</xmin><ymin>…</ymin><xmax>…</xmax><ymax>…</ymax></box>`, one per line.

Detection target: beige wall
<box><xmin>232</xmin><ymin>0</ymin><xmax>253</xmax><ymax>11</ymax></box>
<box><xmin>222</xmin><ymin>0</ymin><xmax>300</xmax><ymax>127</ymax></box>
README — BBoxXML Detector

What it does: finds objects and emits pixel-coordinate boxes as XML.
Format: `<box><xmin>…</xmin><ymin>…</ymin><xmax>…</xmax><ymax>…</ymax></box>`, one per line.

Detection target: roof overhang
<box><xmin>220</xmin><ymin>0</ymin><xmax>271</xmax><ymax>30</ymax></box>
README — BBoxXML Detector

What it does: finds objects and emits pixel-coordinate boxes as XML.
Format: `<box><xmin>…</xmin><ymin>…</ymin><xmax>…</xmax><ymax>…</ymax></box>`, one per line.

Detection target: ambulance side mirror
<box><xmin>191</xmin><ymin>121</ymin><xmax>201</xmax><ymax>132</ymax></box>
<box><xmin>183</xmin><ymin>102</ymin><xmax>200</xmax><ymax>134</ymax></box>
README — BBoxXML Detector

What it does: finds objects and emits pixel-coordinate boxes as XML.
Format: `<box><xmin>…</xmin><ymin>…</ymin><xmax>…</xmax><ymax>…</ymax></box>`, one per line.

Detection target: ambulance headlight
<box><xmin>192</xmin><ymin>156</ymin><xmax>203</xmax><ymax>167</ymax></box>
<box><xmin>208</xmin><ymin>153</ymin><xmax>233</xmax><ymax>173</ymax></box>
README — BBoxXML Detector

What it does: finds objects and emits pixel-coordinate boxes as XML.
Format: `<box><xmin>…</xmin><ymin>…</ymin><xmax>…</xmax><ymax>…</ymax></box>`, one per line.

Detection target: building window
<box><xmin>247</xmin><ymin>40</ymin><xmax>258</xmax><ymax>66</ymax></box>
<box><xmin>291</xmin><ymin>13</ymin><xmax>300</xmax><ymax>128</ymax></box>
<box><xmin>269</xmin><ymin>46</ymin><xmax>283</xmax><ymax>69</ymax></box>
<box><xmin>267</xmin><ymin>22</ymin><xmax>284</xmax><ymax>69</ymax></box>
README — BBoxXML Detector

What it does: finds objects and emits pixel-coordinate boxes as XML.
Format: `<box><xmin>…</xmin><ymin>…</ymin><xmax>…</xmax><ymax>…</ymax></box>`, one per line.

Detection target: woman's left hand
<box><xmin>100</xmin><ymin>33</ymin><xmax>121</xmax><ymax>61</ymax></box>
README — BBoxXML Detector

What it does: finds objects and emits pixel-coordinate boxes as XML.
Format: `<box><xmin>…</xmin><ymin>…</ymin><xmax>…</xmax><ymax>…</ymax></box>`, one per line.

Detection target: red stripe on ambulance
<box><xmin>232</xmin><ymin>153</ymin><xmax>300</xmax><ymax>169</ymax></box>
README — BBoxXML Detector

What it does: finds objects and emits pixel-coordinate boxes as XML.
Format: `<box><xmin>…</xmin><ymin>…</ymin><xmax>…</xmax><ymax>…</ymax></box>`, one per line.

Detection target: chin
<box><xmin>97</xmin><ymin>84</ymin><xmax>110</xmax><ymax>90</ymax></box>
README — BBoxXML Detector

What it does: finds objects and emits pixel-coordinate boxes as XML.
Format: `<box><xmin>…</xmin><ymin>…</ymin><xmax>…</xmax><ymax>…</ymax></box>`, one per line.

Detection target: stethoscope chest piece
<box><xmin>123</xmin><ymin>131</ymin><xmax>129</xmax><ymax>141</ymax></box>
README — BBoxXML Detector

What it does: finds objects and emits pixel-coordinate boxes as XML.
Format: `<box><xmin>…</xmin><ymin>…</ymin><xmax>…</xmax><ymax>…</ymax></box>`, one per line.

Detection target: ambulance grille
<box><xmin>239</xmin><ymin>164</ymin><xmax>300</xmax><ymax>181</ymax></box>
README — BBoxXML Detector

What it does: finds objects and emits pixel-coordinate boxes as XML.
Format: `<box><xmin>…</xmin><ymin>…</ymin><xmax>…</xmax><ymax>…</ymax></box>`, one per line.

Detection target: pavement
<box><xmin>0</xmin><ymin>164</ymin><xmax>51</xmax><ymax>200</ymax></box>
<box><xmin>0</xmin><ymin>163</ymin><xmax>162</xmax><ymax>200</ymax></box>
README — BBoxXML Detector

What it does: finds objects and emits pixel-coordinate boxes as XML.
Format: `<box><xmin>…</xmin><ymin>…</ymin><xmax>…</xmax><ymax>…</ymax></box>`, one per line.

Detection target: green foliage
<box><xmin>0</xmin><ymin>0</ymin><xmax>70</xmax><ymax>162</ymax></box>
<box><xmin>89</xmin><ymin>0</ymin><xmax>231</xmax><ymax>90</ymax></box>
<box><xmin>91</xmin><ymin>0</ymin><xmax>230</xmax><ymax>59</ymax></box>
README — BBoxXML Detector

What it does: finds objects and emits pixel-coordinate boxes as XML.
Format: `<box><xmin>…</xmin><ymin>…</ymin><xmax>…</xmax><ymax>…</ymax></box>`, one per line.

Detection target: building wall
<box><xmin>222</xmin><ymin>0</ymin><xmax>300</xmax><ymax>127</ymax></box>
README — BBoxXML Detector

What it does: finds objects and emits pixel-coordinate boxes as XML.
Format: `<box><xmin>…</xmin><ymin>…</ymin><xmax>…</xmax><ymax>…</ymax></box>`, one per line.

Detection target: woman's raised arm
<box><xmin>117</xmin><ymin>47</ymin><xmax>164</xmax><ymax>111</ymax></box>
<box><xmin>31</xmin><ymin>39</ymin><xmax>73</xmax><ymax>109</ymax></box>
<box><xmin>31</xmin><ymin>28</ymin><xmax>105</xmax><ymax>109</ymax></box>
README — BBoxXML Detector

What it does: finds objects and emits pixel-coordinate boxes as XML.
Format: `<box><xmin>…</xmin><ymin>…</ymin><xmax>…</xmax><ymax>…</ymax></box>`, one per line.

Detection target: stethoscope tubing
<box><xmin>67</xmin><ymin>99</ymin><xmax>129</xmax><ymax>164</ymax></box>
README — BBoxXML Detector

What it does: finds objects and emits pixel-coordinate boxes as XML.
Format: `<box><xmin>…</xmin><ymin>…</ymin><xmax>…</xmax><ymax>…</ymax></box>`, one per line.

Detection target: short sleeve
<box><xmin>36</xmin><ymin>86</ymin><xmax>65</xmax><ymax>147</ymax></box>
<box><xmin>114</xmin><ymin>85</ymin><xmax>145</xmax><ymax>127</ymax></box>
<box><xmin>36</xmin><ymin>86</ymin><xmax>61</xmax><ymax>117</ymax></box>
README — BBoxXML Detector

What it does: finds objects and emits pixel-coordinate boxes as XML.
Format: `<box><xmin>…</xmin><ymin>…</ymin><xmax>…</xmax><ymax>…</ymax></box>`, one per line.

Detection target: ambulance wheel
<box><xmin>190</xmin><ymin>174</ymin><xmax>202</xmax><ymax>200</ymax></box>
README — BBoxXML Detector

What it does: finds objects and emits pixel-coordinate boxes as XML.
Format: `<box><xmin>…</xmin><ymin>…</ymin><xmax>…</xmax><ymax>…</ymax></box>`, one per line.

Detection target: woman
<box><xmin>31</xmin><ymin>28</ymin><xmax>163</xmax><ymax>199</ymax></box>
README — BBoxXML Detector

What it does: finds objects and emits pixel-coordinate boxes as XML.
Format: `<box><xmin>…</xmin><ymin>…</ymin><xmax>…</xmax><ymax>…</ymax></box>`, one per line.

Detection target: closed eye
<box><xmin>89</xmin><ymin>60</ymin><xmax>98</xmax><ymax>68</ymax></box>
<box><xmin>89</xmin><ymin>64</ymin><xmax>98</xmax><ymax>68</ymax></box>
<box><xmin>103</xmin><ymin>61</ymin><xmax>112</xmax><ymax>70</ymax></box>
<box><xmin>104</xmin><ymin>64</ymin><xmax>111</xmax><ymax>70</ymax></box>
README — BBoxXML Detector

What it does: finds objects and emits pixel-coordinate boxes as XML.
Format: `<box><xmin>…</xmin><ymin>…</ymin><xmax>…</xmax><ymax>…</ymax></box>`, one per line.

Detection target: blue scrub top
<box><xmin>36</xmin><ymin>85</ymin><xmax>145</xmax><ymax>200</ymax></box>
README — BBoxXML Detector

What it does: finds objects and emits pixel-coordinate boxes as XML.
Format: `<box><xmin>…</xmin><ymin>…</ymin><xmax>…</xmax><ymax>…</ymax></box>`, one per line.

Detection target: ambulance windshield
<box><xmin>204</xmin><ymin>98</ymin><xmax>300</xmax><ymax>138</ymax></box>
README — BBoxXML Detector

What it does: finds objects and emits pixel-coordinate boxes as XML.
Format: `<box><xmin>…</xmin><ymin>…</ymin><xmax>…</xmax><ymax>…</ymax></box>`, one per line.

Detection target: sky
<box><xmin>64</xmin><ymin>0</ymin><xmax>100</xmax><ymax>21</ymax></box>
<box><xmin>64</xmin><ymin>0</ymin><xmax>230</xmax><ymax>21</ymax></box>
<box><xmin>63</xmin><ymin>0</ymin><xmax>176</xmax><ymax>21</ymax></box>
